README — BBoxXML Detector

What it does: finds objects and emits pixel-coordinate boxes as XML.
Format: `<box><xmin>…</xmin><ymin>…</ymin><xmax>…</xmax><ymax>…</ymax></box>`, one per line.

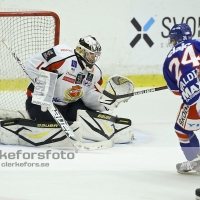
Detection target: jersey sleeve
<box><xmin>82</xmin><ymin>88</ymin><xmax>107</xmax><ymax>111</ymax></box>
<box><xmin>81</xmin><ymin>65</ymin><xmax>107</xmax><ymax>111</ymax></box>
<box><xmin>163</xmin><ymin>62</ymin><xmax>181</xmax><ymax>96</ymax></box>
<box><xmin>24</xmin><ymin>44</ymin><xmax>73</xmax><ymax>80</ymax></box>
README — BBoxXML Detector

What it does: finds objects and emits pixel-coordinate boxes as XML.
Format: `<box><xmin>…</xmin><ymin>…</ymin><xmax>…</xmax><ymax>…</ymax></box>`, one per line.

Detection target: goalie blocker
<box><xmin>0</xmin><ymin>110</ymin><xmax>134</xmax><ymax>147</ymax></box>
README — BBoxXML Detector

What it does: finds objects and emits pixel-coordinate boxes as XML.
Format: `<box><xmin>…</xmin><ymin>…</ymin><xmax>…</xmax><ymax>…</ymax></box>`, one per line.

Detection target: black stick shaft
<box><xmin>102</xmin><ymin>85</ymin><xmax>168</xmax><ymax>100</ymax></box>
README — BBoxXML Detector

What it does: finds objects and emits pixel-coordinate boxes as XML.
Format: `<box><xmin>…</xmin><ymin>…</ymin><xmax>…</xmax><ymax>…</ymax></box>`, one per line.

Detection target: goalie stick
<box><xmin>2</xmin><ymin>38</ymin><xmax>113</xmax><ymax>151</ymax></box>
<box><xmin>95</xmin><ymin>82</ymin><xmax>168</xmax><ymax>100</ymax></box>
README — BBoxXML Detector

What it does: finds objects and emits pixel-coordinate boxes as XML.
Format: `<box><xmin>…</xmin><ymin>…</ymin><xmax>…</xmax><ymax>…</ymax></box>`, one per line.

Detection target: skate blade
<box><xmin>177</xmin><ymin>170</ymin><xmax>200</xmax><ymax>175</ymax></box>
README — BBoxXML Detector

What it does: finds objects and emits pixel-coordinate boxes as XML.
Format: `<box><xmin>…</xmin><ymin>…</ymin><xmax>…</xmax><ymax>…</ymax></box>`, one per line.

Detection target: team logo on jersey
<box><xmin>64</xmin><ymin>85</ymin><xmax>83</xmax><ymax>102</ymax></box>
<box><xmin>42</xmin><ymin>48</ymin><xmax>56</xmax><ymax>61</ymax></box>
<box><xmin>83</xmin><ymin>80</ymin><xmax>92</xmax><ymax>87</ymax></box>
<box><xmin>177</xmin><ymin>104</ymin><xmax>189</xmax><ymax>129</ymax></box>
<box><xmin>86</xmin><ymin>73</ymin><xmax>94</xmax><ymax>82</ymax></box>
<box><xmin>186</xmin><ymin>120</ymin><xmax>200</xmax><ymax>131</ymax></box>
<box><xmin>52</xmin><ymin>97</ymin><xmax>66</xmax><ymax>104</ymax></box>
<box><xmin>71</xmin><ymin>60</ymin><xmax>77</xmax><ymax>69</ymax></box>
<box><xmin>62</xmin><ymin>76</ymin><xmax>75</xmax><ymax>83</ymax></box>
<box><xmin>75</xmin><ymin>73</ymin><xmax>85</xmax><ymax>84</ymax></box>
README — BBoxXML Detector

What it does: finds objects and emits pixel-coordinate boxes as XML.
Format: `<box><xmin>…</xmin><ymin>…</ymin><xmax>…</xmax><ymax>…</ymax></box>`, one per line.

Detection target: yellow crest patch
<box><xmin>64</xmin><ymin>85</ymin><xmax>83</xmax><ymax>102</ymax></box>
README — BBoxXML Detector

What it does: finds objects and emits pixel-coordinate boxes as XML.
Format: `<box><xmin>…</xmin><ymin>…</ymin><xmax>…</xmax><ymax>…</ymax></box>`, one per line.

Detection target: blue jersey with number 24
<box><xmin>163</xmin><ymin>39</ymin><xmax>200</xmax><ymax>106</ymax></box>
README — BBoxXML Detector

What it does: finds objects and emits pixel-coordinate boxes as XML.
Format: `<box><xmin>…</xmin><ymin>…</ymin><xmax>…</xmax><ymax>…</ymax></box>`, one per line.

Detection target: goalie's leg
<box><xmin>26</xmin><ymin>97</ymin><xmax>95</xmax><ymax>121</ymax></box>
<box><xmin>0</xmin><ymin>109</ymin><xmax>30</xmax><ymax>119</ymax></box>
<box><xmin>0</xmin><ymin>118</ymin><xmax>113</xmax><ymax>149</ymax></box>
<box><xmin>175</xmin><ymin>103</ymin><xmax>200</xmax><ymax>174</ymax></box>
<box><xmin>26</xmin><ymin>96</ymin><xmax>55</xmax><ymax>121</ymax></box>
<box><xmin>0</xmin><ymin>118</ymin><xmax>82</xmax><ymax>148</ymax></box>
<box><xmin>76</xmin><ymin>109</ymin><xmax>134</xmax><ymax>143</ymax></box>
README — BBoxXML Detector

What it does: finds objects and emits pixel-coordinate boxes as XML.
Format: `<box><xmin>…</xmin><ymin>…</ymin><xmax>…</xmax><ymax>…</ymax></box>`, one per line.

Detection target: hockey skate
<box><xmin>176</xmin><ymin>159</ymin><xmax>200</xmax><ymax>175</ymax></box>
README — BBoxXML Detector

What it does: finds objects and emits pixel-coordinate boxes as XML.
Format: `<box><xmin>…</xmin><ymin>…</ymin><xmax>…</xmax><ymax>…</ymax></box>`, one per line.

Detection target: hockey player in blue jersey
<box><xmin>163</xmin><ymin>23</ymin><xmax>200</xmax><ymax>174</ymax></box>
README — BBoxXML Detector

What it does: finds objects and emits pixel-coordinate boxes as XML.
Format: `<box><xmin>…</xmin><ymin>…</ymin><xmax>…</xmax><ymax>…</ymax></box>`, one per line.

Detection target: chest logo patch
<box><xmin>71</xmin><ymin>60</ymin><xmax>77</xmax><ymax>69</ymax></box>
<box><xmin>75</xmin><ymin>72</ymin><xmax>85</xmax><ymax>84</ymax></box>
<box><xmin>64</xmin><ymin>85</ymin><xmax>83</xmax><ymax>102</ymax></box>
<box><xmin>42</xmin><ymin>48</ymin><xmax>56</xmax><ymax>62</ymax></box>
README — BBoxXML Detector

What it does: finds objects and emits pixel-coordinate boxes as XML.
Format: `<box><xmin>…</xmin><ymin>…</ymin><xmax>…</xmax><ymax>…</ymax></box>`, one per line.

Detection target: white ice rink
<box><xmin>0</xmin><ymin>88</ymin><xmax>199</xmax><ymax>200</ymax></box>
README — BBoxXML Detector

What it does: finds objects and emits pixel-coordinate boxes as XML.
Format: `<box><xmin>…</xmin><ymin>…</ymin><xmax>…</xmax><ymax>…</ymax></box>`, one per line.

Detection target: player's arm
<box><xmin>82</xmin><ymin>70</ymin><xmax>107</xmax><ymax>112</ymax></box>
<box><xmin>82</xmin><ymin>88</ymin><xmax>107</xmax><ymax>111</ymax></box>
<box><xmin>25</xmin><ymin>44</ymin><xmax>73</xmax><ymax>96</ymax></box>
<box><xmin>25</xmin><ymin>45</ymin><xmax>72</xmax><ymax>111</ymax></box>
<box><xmin>25</xmin><ymin>44</ymin><xmax>73</xmax><ymax>80</ymax></box>
<box><xmin>24</xmin><ymin>51</ymin><xmax>48</xmax><ymax>81</ymax></box>
<box><xmin>83</xmin><ymin>71</ymin><xmax>134</xmax><ymax>111</ymax></box>
<box><xmin>163</xmin><ymin>63</ymin><xmax>181</xmax><ymax>96</ymax></box>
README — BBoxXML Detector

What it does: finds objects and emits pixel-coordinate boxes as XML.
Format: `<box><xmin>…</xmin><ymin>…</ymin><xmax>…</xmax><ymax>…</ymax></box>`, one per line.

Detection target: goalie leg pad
<box><xmin>0</xmin><ymin>119</ymin><xmax>82</xmax><ymax>148</ymax></box>
<box><xmin>0</xmin><ymin>109</ymin><xmax>30</xmax><ymax>119</ymax></box>
<box><xmin>76</xmin><ymin>109</ymin><xmax>134</xmax><ymax>144</ymax></box>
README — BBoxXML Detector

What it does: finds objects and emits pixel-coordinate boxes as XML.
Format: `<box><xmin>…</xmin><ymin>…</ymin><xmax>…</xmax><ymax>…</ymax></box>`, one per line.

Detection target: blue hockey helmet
<box><xmin>169</xmin><ymin>23</ymin><xmax>192</xmax><ymax>45</ymax></box>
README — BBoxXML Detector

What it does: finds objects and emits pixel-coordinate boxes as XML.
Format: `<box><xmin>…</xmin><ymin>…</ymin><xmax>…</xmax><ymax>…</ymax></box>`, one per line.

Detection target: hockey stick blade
<box><xmin>74</xmin><ymin>140</ymin><xmax>113</xmax><ymax>150</ymax></box>
<box><xmin>2</xmin><ymin>38</ymin><xmax>114</xmax><ymax>150</ymax></box>
<box><xmin>95</xmin><ymin>82</ymin><xmax>168</xmax><ymax>100</ymax></box>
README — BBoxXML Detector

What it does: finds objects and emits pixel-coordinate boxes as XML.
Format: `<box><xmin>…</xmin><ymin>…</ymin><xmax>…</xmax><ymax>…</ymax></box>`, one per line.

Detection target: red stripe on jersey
<box><xmin>187</xmin><ymin>103</ymin><xmax>200</xmax><ymax>119</ymax></box>
<box><xmin>95</xmin><ymin>78</ymin><xmax>103</xmax><ymax>92</ymax></box>
<box><xmin>62</xmin><ymin>76</ymin><xmax>75</xmax><ymax>83</ymax></box>
<box><xmin>45</xmin><ymin>60</ymin><xmax>65</xmax><ymax>72</ymax></box>
<box><xmin>172</xmin><ymin>91</ymin><xmax>181</xmax><ymax>95</ymax></box>
<box><xmin>97</xmin><ymin>78</ymin><xmax>103</xmax><ymax>86</ymax></box>
<box><xmin>175</xmin><ymin>131</ymin><xmax>189</xmax><ymax>140</ymax></box>
<box><xmin>36</xmin><ymin>62</ymin><xmax>44</xmax><ymax>69</ymax></box>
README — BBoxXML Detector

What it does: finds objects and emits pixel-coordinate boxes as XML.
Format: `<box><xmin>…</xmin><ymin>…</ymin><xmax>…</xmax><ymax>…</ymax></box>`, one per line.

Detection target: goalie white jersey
<box><xmin>25</xmin><ymin>44</ymin><xmax>106</xmax><ymax>111</ymax></box>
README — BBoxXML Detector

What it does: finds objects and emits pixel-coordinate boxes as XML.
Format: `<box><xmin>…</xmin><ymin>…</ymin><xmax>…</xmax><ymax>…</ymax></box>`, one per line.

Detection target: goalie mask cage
<box><xmin>0</xmin><ymin>10</ymin><xmax>60</xmax><ymax>112</ymax></box>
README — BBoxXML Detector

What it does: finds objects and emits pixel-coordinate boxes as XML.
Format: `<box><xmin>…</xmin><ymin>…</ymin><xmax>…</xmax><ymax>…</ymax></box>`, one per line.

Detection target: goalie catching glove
<box><xmin>96</xmin><ymin>75</ymin><xmax>134</xmax><ymax>111</ymax></box>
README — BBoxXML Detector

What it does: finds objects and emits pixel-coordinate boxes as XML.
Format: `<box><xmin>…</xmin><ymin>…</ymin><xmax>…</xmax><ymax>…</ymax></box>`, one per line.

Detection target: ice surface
<box><xmin>0</xmin><ymin>88</ymin><xmax>199</xmax><ymax>200</ymax></box>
